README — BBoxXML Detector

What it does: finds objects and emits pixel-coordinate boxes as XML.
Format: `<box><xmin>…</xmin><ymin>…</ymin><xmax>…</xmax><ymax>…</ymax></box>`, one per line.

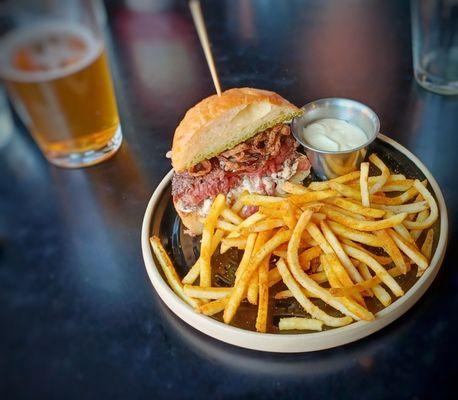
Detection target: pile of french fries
<box><xmin>151</xmin><ymin>153</ymin><xmax>438</xmax><ymax>333</ymax></box>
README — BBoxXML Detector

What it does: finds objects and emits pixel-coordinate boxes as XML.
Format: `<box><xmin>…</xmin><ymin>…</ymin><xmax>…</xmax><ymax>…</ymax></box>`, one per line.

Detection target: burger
<box><xmin>170</xmin><ymin>87</ymin><xmax>311</xmax><ymax>235</ymax></box>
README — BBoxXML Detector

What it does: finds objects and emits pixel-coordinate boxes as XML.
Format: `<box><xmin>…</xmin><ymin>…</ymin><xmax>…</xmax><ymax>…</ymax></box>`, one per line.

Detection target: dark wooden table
<box><xmin>1</xmin><ymin>1</ymin><xmax>457</xmax><ymax>398</ymax></box>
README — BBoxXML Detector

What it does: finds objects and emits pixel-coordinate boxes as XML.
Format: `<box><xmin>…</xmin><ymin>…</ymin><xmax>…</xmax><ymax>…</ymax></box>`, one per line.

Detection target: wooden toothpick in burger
<box><xmin>189</xmin><ymin>0</ymin><xmax>222</xmax><ymax>96</ymax></box>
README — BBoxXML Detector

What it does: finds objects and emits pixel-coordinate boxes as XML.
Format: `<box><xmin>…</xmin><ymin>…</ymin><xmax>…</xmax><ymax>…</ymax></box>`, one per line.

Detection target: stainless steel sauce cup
<box><xmin>291</xmin><ymin>98</ymin><xmax>380</xmax><ymax>180</ymax></box>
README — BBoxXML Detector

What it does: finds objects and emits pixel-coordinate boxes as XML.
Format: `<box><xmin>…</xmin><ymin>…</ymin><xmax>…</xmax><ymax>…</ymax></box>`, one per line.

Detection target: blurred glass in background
<box><xmin>0</xmin><ymin>0</ymin><xmax>122</xmax><ymax>168</ymax></box>
<box><xmin>411</xmin><ymin>0</ymin><xmax>458</xmax><ymax>95</ymax></box>
<box><xmin>0</xmin><ymin>86</ymin><xmax>13</xmax><ymax>149</ymax></box>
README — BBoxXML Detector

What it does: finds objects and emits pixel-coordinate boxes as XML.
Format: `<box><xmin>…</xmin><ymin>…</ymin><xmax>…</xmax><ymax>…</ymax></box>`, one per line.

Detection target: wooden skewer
<box><xmin>189</xmin><ymin>0</ymin><xmax>222</xmax><ymax>96</ymax></box>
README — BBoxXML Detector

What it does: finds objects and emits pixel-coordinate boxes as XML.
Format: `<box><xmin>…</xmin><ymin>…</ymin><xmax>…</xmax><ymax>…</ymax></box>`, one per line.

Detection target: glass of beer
<box><xmin>0</xmin><ymin>0</ymin><xmax>122</xmax><ymax>168</ymax></box>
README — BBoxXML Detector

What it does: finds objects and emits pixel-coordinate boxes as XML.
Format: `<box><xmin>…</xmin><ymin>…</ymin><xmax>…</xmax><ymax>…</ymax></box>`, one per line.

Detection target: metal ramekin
<box><xmin>291</xmin><ymin>98</ymin><xmax>380</xmax><ymax>180</ymax></box>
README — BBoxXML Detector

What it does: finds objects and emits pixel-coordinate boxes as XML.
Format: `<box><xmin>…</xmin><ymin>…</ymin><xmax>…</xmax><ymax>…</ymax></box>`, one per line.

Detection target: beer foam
<box><xmin>0</xmin><ymin>22</ymin><xmax>103</xmax><ymax>83</ymax></box>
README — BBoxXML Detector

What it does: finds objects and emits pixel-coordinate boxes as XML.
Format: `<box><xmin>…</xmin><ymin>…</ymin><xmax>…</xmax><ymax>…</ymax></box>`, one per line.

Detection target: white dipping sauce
<box><xmin>302</xmin><ymin>118</ymin><xmax>367</xmax><ymax>151</ymax></box>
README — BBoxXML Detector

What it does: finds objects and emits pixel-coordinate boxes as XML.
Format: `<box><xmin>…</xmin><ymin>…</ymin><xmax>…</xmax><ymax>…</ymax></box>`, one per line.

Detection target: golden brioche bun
<box><xmin>171</xmin><ymin>88</ymin><xmax>299</xmax><ymax>173</ymax></box>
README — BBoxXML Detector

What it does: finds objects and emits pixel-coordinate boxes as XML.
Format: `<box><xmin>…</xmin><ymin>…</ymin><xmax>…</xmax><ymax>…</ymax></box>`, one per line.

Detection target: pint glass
<box><xmin>0</xmin><ymin>0</ymin><xmax>122</xmax><ymax>167</ymax></box>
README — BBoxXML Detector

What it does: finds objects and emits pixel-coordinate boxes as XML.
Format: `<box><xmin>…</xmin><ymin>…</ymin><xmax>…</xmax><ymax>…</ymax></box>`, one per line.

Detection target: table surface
<box><xmin>1</xmin><ymin>0</ymin><xmax>457</xmax><ymax>399</ymax></box>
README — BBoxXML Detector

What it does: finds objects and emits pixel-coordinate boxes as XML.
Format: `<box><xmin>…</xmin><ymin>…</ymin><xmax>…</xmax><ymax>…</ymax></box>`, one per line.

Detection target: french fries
<box><xmin>403</xmin><ymin>180</ymin><xmax>438</xmax><ymax>230</ymax></box>
<box><xmin>341</xmin><ymin>238</ymin><xmax>393</xmax><ymax>265</ymax></box>
<box><xmin>393</xmin><ymin>220</ymin><xmax>416</xmax><ymax>244</ymax></box>
<box><xmin>421</xmin><ymin>229</ymin><xmax>434</xmax><ymax>260</ymax></box>
<box><xmin>375</xmin><ymin>201</ymin><xmax>428</xmax><ymax>214</ymax></box>
<box><xmin>268</xmin><ymin>267</ymin><xmax>282</xmax><ymax>287</ymax></box>
<box><xmin>268</xmin><ymin>266</ymin><xmax>327</xmax><ymax>288</ymax></box>
<box><xmin>343</xmin><ymin>244</ymin><xmax>404</xmax><ymax>297</ymax></box>
<box><xmin>221</xmin><ymin>208</ymin><xmax>243</xmax><ymax>225</ymax></box>
<box><xmin>182</xmin><ymin>229</ymin><xmax>225</xmax><ymax>284</ymax></box>
<box><xmin>326</xmin><ymin>220</ymin><xmax>382</xmax><ymax>247</ymax></box>
<box><xmin>280</xmin><ymin>181</ymin><xmax>309</xmax><ymax>195</ymax></box>
<box><xmin>278</xmin><ymin>317</ymin><xmax>323</xmax><ymax>331</ymax></box>
<box><xmin>289</xmin><ymin>190</ymin><xmax>340</xmax><ymax>204</ymax></box>
<box><xmin>320</xmin><ymin>221</ymin><xmax>364</xmax><ymax>283</ymax></box>
<box><xmin>224</xmin><ymin>230</ymin><xmax>291</xmax><ymax>323</ymax></box>
<box><xmin>374</xmin><ymin>229</ymin><xmax>407</xmax><ymax>274</ymax></box>
<box><xmin>150</xmin><ymin>236</ymin><xmax>200</xmax><ymax>308</ymax></box>
<box><xmin>324</xmin><ymin>197</ymin><xmax>385</xmax><ymax>218</ymax></box>
<box><xmin>322</xmin><ymin>206</ymin><xmax>407</xmax><ymax>231</ymax></box>
<box><xmin>220</xmin><ymin>236</ymin><xmax>247</xmax><ymax>252</ymax></box>
<box><xmin>248</xmin><ymin>218</ymin><xmax>285</xmax><ymax>232</ymax></box>
<box><xmin>380</xmin><ymin>179</ymin><xmax>414</xmax><ymax>192</ymax></box>
<box><xmin>320</xmin><ymin>254</ymin><xmax>362</xmax><ymax>303</ymax></box>
<box><xmin>308</xmin><ymin>170</ymin><xmax>360</xmax><ymax>191</ymax></box>
<box><xmin>255</xmin><ymin>255</ymin><xmax>269</xmax><ymax>332</ymax></box>
<box><xmin>184</xmin><ymin>285</ymin><xmax>232</xmax><ymax>299</ymax></box>
<box><xmin>199</xmin><ymin>297</ymin><xmax>229</xmax><ymax>316</ymax></box>
<box><xmin>352</xmin><ymin>173</ymin><xmax>406</xmax><ymax>188</ymax></box>
<box><xmin>323</xmin><ymin>203</ymin><xmax>367</xmax><ymax>220</ymax></box>
<box><xmin>329</xmin><ymin>275</ymin><xmax>380</xmax><ymax>297</ymax></box>
<box><xmin>357</xmin><ymin>263</ymin><xmax>391</xmax><ymax>307</ymax></box>
<box><xmin>330</xmin><ymin>181</ymin><xmax>419</xmax><ymax>205</ymax></box>
<box><xmin>368</xmin><ymin>154</ymin><xmax>390</xmax><ymax>194</ymax></box>
<box><xmin>216</xmin><ymin>219</ymin><xmax>238</xmax><ymax>232</ymax></box>
<box><xmin>236</xmin><ymin>211</ymin><xmax>266</xmax><ymax>230</ymax></box>
<box><xmin>299</xmin><ymin>246</ymin><xmax>322</xmax><ymax>269</ymax></box>
<box><xmin>277</xmin><ymin>259</ymin><xmax>353</xmax><ymax>327</ymax></box>
<box><xmin>234</xmin><ymin>233</ymin><xmax>257</xmax><ymax>284</ymax></box>
<box><xmin>241</xmin><ymin>194</ymin><xmax>284</xmax><ymax>206</ymax></box>
<box><xmin>282</xmin><ymin>201</ymin><xmax>297</xmax><ymax>230</ymax></box>
<box><xmin>306</xmin><ymin>222</ymin><xmax>334</xmax><ymax>254</ymax></box>
<box><xmin>151</xmin><ymin>152</ymin><xmax>438</xmax><ymax>333</ymax></box>
<box><xmin>360</xmin><ymin>162</ymin><xmax>370</xmax><ymax>207</ymax></box>
<box><xmin>231</xmin><ymin>190</ymin><xmax>248</xmax><ymax>213</ymax></box>
<box><xmin>286</xmin><ymin>212</ymin><xmax>361</xmax><ymax>321</ymax></box>
<box><xmin>274</xmin><ymin>288</ymin><xmax>317</xmax><ymax>299</ymax></box>
<box><xmin>200</xmin><ymin>194</ymin><xmax>226</xmax><ymax>287</ymax></box>
<box><xmin>247</xmin><ymin>232</ymin><xmax>270</xmax><ymax>304</ymax></box>
<box><xmin>410</xmin><ymin>209</ymin><xmax>429</xmax><ymax>240</ymax></box>
<box><xmin>387</xmin><ymin>229</ymin><xmax>429</xmax><ymax>276</ymax></box>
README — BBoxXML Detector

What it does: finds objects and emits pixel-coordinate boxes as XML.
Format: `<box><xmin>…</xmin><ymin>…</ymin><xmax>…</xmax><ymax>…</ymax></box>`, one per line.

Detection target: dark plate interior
<box><xmin>150</xmin><ymin>138</ymin><xmax>441</xmax><ymax>333</ymax></box>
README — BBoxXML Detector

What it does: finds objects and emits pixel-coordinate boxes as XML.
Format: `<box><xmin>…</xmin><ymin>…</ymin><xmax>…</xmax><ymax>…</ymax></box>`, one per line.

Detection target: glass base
<box><xmin>414</xmin><ymin>72</ymin><xmax>458</xmax><ymax>95</ymax></box>
<box><xmin>46</xmin><ymin>126</ymin><xmax>123</xmax><ymax>168</ymax></box>
<box><xmin>414</xmin><ymin>47</ymin><xmax>458</xmax><ymax>95</ymax></box>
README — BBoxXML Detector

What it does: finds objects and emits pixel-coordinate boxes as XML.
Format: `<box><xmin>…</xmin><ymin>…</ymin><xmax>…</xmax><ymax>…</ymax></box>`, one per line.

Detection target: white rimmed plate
<box><xmin>141</xmin><ymin>134</ymin><xmax>448</xmax><ymax>353</ymax></box>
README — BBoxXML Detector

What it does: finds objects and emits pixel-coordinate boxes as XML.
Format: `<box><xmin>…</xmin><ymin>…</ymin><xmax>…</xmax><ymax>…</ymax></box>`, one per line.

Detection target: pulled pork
<box><xmin>172</xmin><ymin>124</ymin><xmax>309</xmax><ymax>211</ymax></box>
<box><xmin>217</xmin><ymin>124</ymin><xmax>292</xmax><ymax>173</ymax></box>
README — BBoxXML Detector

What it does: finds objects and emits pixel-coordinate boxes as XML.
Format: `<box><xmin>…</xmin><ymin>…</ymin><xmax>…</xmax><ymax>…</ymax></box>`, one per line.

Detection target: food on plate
<box><xmin>169</xmin><ymin>88</ymin><xmax>311</xmax><ymax>235</ymax></box>
<box><xmin>151</xmin><ymin>153</ymin><xmax>439</xmax><ymax>333</ymax></box>
<box><xmin>149</xmin><ymin>236</ymin><xmax>200</xmax><ymax>308</ymax></box>
<box><xmin>360</xmin><ymin>162</ymin><xmax>370</xmax><ymax>207</ymax></box>
<box><xmin>278</xmin><ymin>317</ymin><xmax>323</xmax><ymax>331</ymax></box>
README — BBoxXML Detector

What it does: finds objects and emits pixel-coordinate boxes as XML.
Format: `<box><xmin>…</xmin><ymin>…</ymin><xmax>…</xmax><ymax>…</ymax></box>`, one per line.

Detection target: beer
<box><xmin>0</xmin><ymin>23</ymin><xmax>121</xmax><ymax>167</ymax></box>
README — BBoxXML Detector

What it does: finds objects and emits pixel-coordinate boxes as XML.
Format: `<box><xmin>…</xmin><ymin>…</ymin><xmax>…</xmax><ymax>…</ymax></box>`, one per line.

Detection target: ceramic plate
<box><xmin>141</xmin><ymin>134</ymin><xmax>448</xmax><ymax>352</ymax></box>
